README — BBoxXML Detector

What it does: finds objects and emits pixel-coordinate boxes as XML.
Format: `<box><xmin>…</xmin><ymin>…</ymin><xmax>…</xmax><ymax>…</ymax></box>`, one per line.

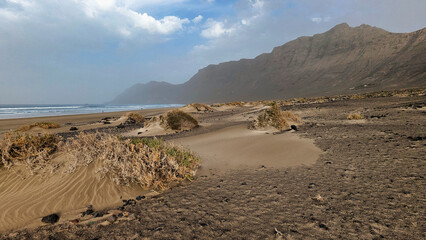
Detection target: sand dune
<box><xmin>0</xmin><ymin>156</ymin><xmax>146</xmax><ymax>232</ymax></box>
<box><xmin>172</xmin><ymin>124</ymin><xmax>322</xmax><ymax>175</ymax></box>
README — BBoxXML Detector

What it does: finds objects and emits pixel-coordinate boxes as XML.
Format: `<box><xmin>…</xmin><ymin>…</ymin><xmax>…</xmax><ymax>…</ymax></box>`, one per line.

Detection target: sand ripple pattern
<box><xmin>0</xmin><ymin>160</ymin><xmax>144</xmax><ymax>232</ymax></box>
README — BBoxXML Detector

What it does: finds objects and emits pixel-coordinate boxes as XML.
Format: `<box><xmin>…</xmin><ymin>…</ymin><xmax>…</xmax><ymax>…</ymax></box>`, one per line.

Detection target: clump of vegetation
<box><xmin>347</xmin><ymin>113</ymin><xmax>364</xmax><ymax>120</ymax></box>
<box><xmin>0</xmin><ymin>133</ymin><xmax>61</xmax><ymax>171</ymax></box>
<box><xmin>18</xmin><ymin>122</ymin><xmax>60</xmax><ymax>132</ymax></box>
<box><xmin>186</xmin><ymin>103</ymin><xmax>215</xmax><ymax>112</ymax></box>
<box><xmin>64</xmin><ymin>133</ymin><xmax>200</xmax><ymax>189</ymax></box>
<box><xmin>226</xmin><ymin>101</ymin><xmax>244</xmax><ymax>107</ymax></box>
<box><xmin>350</xmin><ymin>94</ymin><xmax>365</xmax><ymax>100</ymax></box>
<box><xmin>162</xmin><ymin>110</ymin><xmax>198</xmax><ymax>131</ymax></box>
<box><xmin>126</xmin><ymin>113</ymin><xmax>145</xmax><ymax>124</ymax></box>
<box><xmin>251</xmin><ymin>103</ymin><xmax>301</xmax><ymax>130</ymax></box>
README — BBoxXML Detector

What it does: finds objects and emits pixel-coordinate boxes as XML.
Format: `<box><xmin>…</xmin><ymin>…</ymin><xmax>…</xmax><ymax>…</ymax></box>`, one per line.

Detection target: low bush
<box><xmin>0</xmin><ymin>133</ymin><xmax>61</xmax><ymax>171</ymax></box>
<box><xmin>347</xmin><ymin>113</ymin><xmax>364</xmax><ymax>120</ymax></box>
<box><xmin>186</xmin><ymin>103</ymin><xmax>214</xmax><ymax>112</ymax></box>
<box><xmin>226</xmin><ymin>101</ymin><xmax>244</xmax><ymax>107</ymax></box>
<box><xmin>251</xmin><ymin>103</ymin><xmax>301</xmax><ymax>130</ymax></box>
<box><xmin>18</xmin><ymin>122</ymin><xmax>60</xmax><ymax>132</ymax></box>
<box><xmin>64</xmin><ymin>133</ymin><xmax>200</xmax><ymax>189</ymax></box>
<box><xmin>163</xmin><ymin>110</ymin><xmax>198</xmax><ymax>130</ymax></box>
<box><xmin>126</xmin><ymin>113</ymin><xmax>145</xmax><ymax>124</ymax></box>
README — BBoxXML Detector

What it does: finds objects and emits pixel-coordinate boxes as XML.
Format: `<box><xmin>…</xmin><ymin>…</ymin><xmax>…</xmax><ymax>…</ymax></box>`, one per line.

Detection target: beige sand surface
<box><xmin>0</xmin><ymin>155</ymin><xmax>146</xmax><ymax>232</ymax></box>
<box><xmin>0</xmin><ymin>108</ymin><xmax>173</xmax><ymax>137</ymax></box>
<box><xmin>172</xmin><ymin>124</ymin><xmax>322</xmax><ymax>175</ymax></box>
<box><xmin>123</xmin><ymin>119</ymin><xmax>172</xmax><ymax>137</ymax></box>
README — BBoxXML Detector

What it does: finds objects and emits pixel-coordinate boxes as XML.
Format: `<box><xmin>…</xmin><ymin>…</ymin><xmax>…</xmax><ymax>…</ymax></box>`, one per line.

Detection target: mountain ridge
<box><xmin>112</xmin><ymin>23</ymin><xmax>426</xmax><ymax>104</ymax></box>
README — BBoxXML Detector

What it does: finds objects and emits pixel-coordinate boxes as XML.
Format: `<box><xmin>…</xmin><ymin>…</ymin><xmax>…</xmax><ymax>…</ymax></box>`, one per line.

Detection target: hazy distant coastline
<box><xmin>0</xmin><ymin>104</ymin><xmax>183</xmax><ymax>119</ymax></box>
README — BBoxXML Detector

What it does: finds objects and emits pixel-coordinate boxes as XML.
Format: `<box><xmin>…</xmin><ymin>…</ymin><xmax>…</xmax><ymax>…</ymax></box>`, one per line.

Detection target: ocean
<box><xmin>0</xmin><ymin>104</ymin><xmax>183</xmax><ymax>119</ymax></box>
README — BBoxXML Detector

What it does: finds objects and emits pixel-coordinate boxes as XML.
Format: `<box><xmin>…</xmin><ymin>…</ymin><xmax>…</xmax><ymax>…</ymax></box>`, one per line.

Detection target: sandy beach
<box><xmin>0</xmin><ymin>108</ymin><xmax>174</xmax><ymax>138</ymax></box>
<box><xmin>0</xmin><ymin>103</ymin><xmax>323</xmax><ymax>232</ymax></box>
<box><xmin>0</xmin><ymin>91</ymin><xmax>425</xmax><ymax>239</ymax></box>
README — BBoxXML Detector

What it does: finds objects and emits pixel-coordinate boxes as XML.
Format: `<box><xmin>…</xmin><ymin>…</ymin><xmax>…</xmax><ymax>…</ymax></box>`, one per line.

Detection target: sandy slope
<box><xmin>172</xmin><ymin>125</ymin><xmax>322</xmax><ymax>176</ymax></box>
<box><xmin>0</xmin><ymin>156</ymin><xmax>146</xmax><ymax>232</ymax></box>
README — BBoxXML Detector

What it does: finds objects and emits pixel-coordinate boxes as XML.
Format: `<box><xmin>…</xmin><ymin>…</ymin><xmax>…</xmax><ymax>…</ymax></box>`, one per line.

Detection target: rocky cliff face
<box><xmin>112</xmin><ymin>23</ymin><xmax>426</xmax><ymax>104</ymax></box>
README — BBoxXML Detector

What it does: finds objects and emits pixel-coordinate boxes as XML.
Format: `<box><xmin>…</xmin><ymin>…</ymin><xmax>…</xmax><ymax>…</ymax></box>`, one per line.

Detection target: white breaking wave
<box><xmin>0</xmin><ymin>104</ymin><xmax>183</xmax><ymax>119</ymax></box>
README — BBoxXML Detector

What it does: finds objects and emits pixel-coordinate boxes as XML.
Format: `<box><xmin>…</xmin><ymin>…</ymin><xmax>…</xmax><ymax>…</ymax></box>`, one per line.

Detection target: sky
<box><xmin>0</xmin><ymin>0</ymin><xmax>425</xmax><ymax>104</ymax></box>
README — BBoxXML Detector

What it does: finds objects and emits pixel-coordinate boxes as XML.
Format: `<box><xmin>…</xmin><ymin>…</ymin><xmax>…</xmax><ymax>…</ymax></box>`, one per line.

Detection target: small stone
<box><xmin>107</xmin><ymin>215</ymin><xmax>117</xmax><ymax>223</ymax></box>
<box><xmin>41</xmin><ymin>214</ymin><xmax>60</xmax><ymax>224</ymax></box>
<box><xmin>93</xmin><ymin>212</ymin><xmax>103</xmax><ymax>218</ymax></box>
<box><xmin>136</xmin><ymin>196</ymin><xmax>146</xmax><ymax>201</ymax></box>
<box><xmin>318</xmin><ymin>223</ymin><xmax>329</xmax><ymax>230</ymax></box>
<box><xmin>70</xmin><ymin>219</ymin><xmax>79</xmax><ymax>224</ymax></box>
<box><xmin>100</xmin><ymin>221</ymin><xmax>111</xmax><ymax>226</ymax></box>
<box><xmin>81</xmin><ymin>205</ymin><xmax>94</xmax><ymax>216</ymax></box>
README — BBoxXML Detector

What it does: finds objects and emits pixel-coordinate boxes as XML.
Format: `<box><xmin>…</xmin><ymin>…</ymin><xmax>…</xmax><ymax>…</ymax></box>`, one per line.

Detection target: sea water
<box><xmin>0</xmin><ymin>104</ymin><xmax>183</xmax><ymax>119</ymax></box>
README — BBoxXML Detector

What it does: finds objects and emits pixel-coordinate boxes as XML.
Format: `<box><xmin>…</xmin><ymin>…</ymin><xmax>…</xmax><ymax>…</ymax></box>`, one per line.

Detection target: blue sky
<box><xmin>0</xmin><ymin>0</ymin><xmax>425</xmax><ymax>104</ymax></box>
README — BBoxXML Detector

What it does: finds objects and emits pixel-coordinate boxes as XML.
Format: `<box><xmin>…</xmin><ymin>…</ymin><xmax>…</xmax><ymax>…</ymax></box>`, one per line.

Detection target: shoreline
<box><xmin>0</xmin><ymin>107</ymin><xmax>175</xmax><ymax>137</ymax></box>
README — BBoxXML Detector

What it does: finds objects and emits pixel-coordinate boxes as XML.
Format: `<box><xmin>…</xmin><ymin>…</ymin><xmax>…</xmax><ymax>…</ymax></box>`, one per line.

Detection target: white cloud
<box><xmin>311</xmin><ymin>16</ymin><xmax>331</xmax><ymax>24</ymax></box>
<box><xmin>0</xmin><ymin>8</ymin><xmax>21</xmax><ymax>20</ymax></box>
<box><xmin>192</xmin><ymin>15</ymin><xmax>203</xmax><ymax>23</ymax></box>
<box><xmin>311</xmin><ymin>17</ymin><xmax>322</xmax><ymax>23</ymax></box>
<box><xmin>73</xmin><ymin>0</ymin><xmax>190</xmax><ymax>35</ymax></box>
<box><xmin>121</xmin><ymin>8</ymin><xmax>189</xmax><ymax>34</ymax></box>
<box><xmin>201</xmin><ymin>20</ymin><xmax>235</xmax><ymax>38</ymax></box>
<box><xmin>6</xmin><ymin>0</ymin><xmax>34</xmax><ymax>8</ymax></box>
<box><xmin>250</xmin><ymin>0</ymin><xmax>264</xmax><ymax>10</ymax></box>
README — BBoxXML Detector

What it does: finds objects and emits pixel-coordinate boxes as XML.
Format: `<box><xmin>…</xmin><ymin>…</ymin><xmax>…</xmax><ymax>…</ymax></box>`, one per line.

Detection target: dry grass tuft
<box><xmin>251</xmin><ymin>103</ymin><xmax>301</xmax><ymax>130</ymax></box>
<box><xmin>17</xmin><ymin>122</ymin><xmax>60</xmax><ymax>132</ymax></box>
<box><xmin>0</xmin><ymin>132</ymin><xmax>61</xmax><ymax>171</ymax></box>
<box><xmin>126</xmin><ymin>113</ymin><xmax>145</xmax><ymax>124</ymax></box>
<box><xmin>186</xmin><ymin>103</ymin><xmax>214</xmax><ymax>112</ymax></box>
<box><xmin>64</xmin><ymin>132</ymin><xmax>200</xmax><ymax>189</ymax></box>
<box><xmin>162</xmin><ymin>110</ymin><xmax>198</xmax><ymax>131</ymax></box>
<box><xmin>347</xmin><ymin>113</ymin><xmax>364</xmax><ymax>120</ymax></box>
<box><xmin>226</xmin><ymin>101</ymin><xmax>244</xmax><ymax>107</ymax></box>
